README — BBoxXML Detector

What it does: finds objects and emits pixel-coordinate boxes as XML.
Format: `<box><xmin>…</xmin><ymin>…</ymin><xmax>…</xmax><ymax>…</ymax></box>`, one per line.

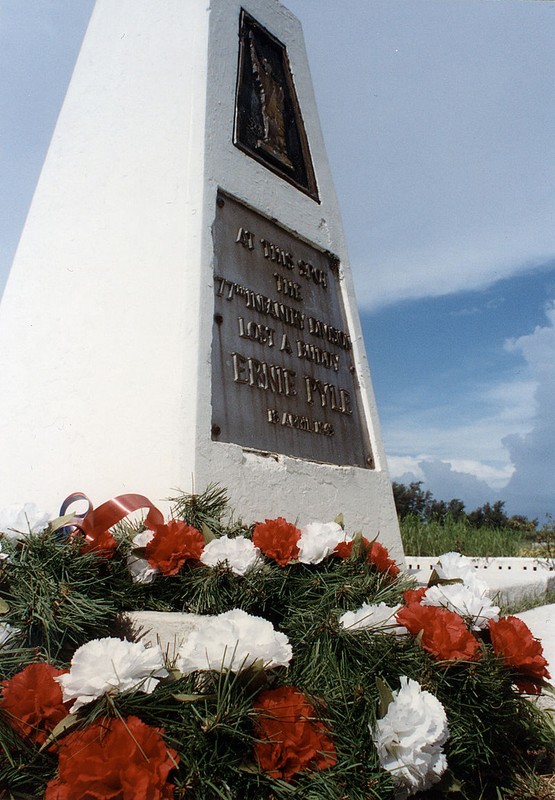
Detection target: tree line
<box><xmin>392</xmin><ymin>481</ymin><xmax>537</xmax><ymax>532</ymax></box>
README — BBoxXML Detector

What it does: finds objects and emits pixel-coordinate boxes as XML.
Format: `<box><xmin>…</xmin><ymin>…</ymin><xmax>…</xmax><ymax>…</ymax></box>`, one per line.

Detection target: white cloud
<box><xmin>502</xmin><ymin>302</ymin><xmax>555</xmax><ymax>519</ymax></box>
<box><xmin>505</xmin><ymin>303</ymin><xmax>555</xmax><ymax>376</ymax></box>
<box><xmin>447</xmin><ymin>461</ymin><xmax>514</xmax><ymax>488</ymax></box>
<box><xmin>383</xmin><ymin>377</ymin><xmax>536</xmax><ymax>472</ymax></box>
<box><xmin>388</xmin><ymin>456</ymin><xmax>513</xmax><ymax>492</ymax></box>
<box><xmin>481</xmin><ymin>379</ymin><xmax>538</xmax><ymax>426</ymax></box>
<box><xmin>394</xmin><ymin>459</ymin><xmax>496</xmax><ymax>511</ymax></box>
<box><xmin>387</xmin><ymin>456</ymin><xmax>425</xmax><ymax>482</ymax></box>
<box><xmin>387</xmin><ymin>303</ymin><xmax>555</xmax><ymax>519</ymax></box>
<box><xmin>288</xmin><ymin>0</ymin><xmax>555</xmax><ymax>312</ymax></box>
<box><xmin>355</xmin><ymin>241</ymin><xmax>554</xmax><ymax>312</ymax></box>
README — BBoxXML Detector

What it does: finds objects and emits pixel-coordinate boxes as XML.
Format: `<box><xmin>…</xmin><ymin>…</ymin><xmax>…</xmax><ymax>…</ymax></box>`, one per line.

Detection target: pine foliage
<box><xmin>0</xmin><ymin>487</ymin><xmax>552</xmax><ymax>799</ymax></box>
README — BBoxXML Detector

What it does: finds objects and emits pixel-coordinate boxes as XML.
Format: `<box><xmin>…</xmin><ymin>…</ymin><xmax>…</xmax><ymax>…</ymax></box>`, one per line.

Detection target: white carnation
<box><xmin>176</xmin><ymin>608</ymin><xmax>292</xmax><ymax>674</ymax></box>
<box><xmin>434</xmin><ymin>551</ymin><xmax>488</xmax><ymax>596</ymax></box>
<box><xmin>372</xmin><ymin>676</ymin><xmax>449</xmax><ymax>798</ymax></box>
<box><xmin>298</xmin><ymin>521</ymin><xmax>354</xmax><ymax>564</ymax></box>
<box><xmin>422</xmin><ymin>583</ymin><xmax>500</xmax><ymax>630</ymax></box>
<box><xmin>0</xmin><ymin>503</ymin><xmax>51</xmax><ymax>541</ymax></box>
<box><xmin>0</xmin><ymin>622</ymin><xmax>19</xmax><ymax>648</ymax></box>
<box><xmin>200</xmin><ymin>535</ymin><xmax>263</xmax><ymax>575</ymax></box>
<box><xmin>56</xmin><ymin>637</ymin><xmax>168</xmax><ymax>711</ymax></box>
<box><xmin>127</xmin><ymin>530</ymin><xmax>159</xmax><ymax>584</ymax></box>
<box><xmin>339</xmin><ymin>603</ymin><xmax>407</xmax><ymax>634</ymax></box>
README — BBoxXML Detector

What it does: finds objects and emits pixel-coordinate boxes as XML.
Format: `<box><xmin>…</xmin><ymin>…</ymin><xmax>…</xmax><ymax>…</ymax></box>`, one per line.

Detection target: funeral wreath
<box><xmin>0</xmin><ymin>486</ymin><xmax>552</xmax><ymax>799</ymax></box>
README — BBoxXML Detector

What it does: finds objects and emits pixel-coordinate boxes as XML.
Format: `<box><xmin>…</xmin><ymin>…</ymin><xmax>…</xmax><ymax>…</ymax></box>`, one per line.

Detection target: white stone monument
<box><xmin>0</xmin><ymin>0</ymin><xmax>402</xmax><ymax>556</ymax></box>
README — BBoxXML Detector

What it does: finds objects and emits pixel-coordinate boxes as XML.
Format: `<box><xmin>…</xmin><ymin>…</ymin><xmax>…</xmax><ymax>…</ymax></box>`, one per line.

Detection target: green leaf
<box><xmin>201</xmin><ymin>522</ymin><xmax>216</xmax><ymax>544</ymax></box>
<box><xmin>349</xmin><ymin>531</ymin><xmax>366</xmax><ymax>558</ymax></box>
<box><xmin>49</xmin><ymin>513</ymin><xmax>78</xmax><ymax>533</ymax></box>
<box><xmin>238</xmin><ymin>659</ymin><xmax>269</xmax><ymax>694</ymax></box>
<box><xmin>39</xmin><ymin>713</ymin><xmax>79</xmax><ymax>751</ymax></box>
<box><xmin>237</xmin><ymin>758</ymin><xmax>260</xmax><ymax>774</ymax></box>
<box><xmin>433</xmin><ymin>769</ymin><xmax>464</xmax><ymax>794</ymax></box>
<box><xmin>428</xmin><ymin>568</ymin><xmax>464</xmax><ymax>588</ymax></box>
<box><xmin>0</xmin><ymin>599</ymin><xmax>9</xmax><ymax>614</ymax></box>
<box><xmin>173</xmin><ymin>693</ymin><xmax>215</xmax><ymax>703</ymax></box>
<box><xmin>375</xmin><ymin>677</ymin><xmax>394</xmax><ymax>718</ymax></box>
<box><xmin>165</xmin><ymin>668</ymin><xmax>184</xmax><ymax>682</ymax></box>
<box><xmin>334</xmin><ymin>512</ymin><xmax>345</xmax><ymax>529</ymax></box>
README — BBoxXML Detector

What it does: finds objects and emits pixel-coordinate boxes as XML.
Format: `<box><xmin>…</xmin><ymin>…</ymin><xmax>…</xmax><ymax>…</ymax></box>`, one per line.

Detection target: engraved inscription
<box><xmin>304</xmin><ymin>378</ymin><xmax>352</xmax><ymax>415</ymax></box>
<box><xmin>238</xmin><ymin>317</ymin><xmax>276</xmax><ymax>347</ymax></box>
<box><xmin>260</xmin><ymin>238</ymin><xmax>294</xmax><ymax>268</ymax></box>
<box><xmin>296</xmin><ymin>340</ymin><xmax>340</xmax><ymax>372</ymax></box>
<box><xmin>212</xmin><ymin>191</ymin><xmax>373</xmax><ymax>468</ymax></box>
<box><xmin>273</xmin><ymin>273</ymin><xmax>302</xmax><ymax>301</ymax></box>
<box><xmin>267</xmin><ymin>408</ymin><xmax>334</xmax><ymax>437</ymax></box>
<box><xmin>232</xmin><ymin>353</ymin><xmax>297</xmax><ymax>397</ymax></box>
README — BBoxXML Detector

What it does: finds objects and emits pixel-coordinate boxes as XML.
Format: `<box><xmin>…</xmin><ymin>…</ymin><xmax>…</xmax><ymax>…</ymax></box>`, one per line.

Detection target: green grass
<box><xmin>502</xmin><ymin>590</ymin><xmax>555</xmax><ymax>616</ymax></box>
<box><xmin>400</xmin><ymin>515</ymin><xmax>534</xmax><ymax>558</ymax></box>
<box><xmin>400</xmin><ymin>514</ymin><xmax>555</xmax><ymax>614</ymax></box>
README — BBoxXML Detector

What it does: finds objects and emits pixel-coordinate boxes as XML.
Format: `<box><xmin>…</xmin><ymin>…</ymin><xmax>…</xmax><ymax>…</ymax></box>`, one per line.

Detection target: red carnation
<box><xmin>144</xmin><ymin>519</ymin><xmax>204</xmax><ymax>576</ymax></box>
<box><xmin>367</xmin><ymin>540</ymin><xmax>400</xmax><ymax>577</ymax></box>
<box><xmin>254</xmin><ymin>686</ymin><xmax>336</xmax><ymax>781</ymax></box>
<box><xmin>0</xmin><ymin>663</ymin><xmax>70</xmax><ymax>745</ymax></box>
<box><xmin>396</xmin><ymin>603</ymin><xmax>481</xmax><ymax>662</ymax></box>
<box><xmin>80</xmin><ymin>528</ymin><xmax>118</xmax><ymax>559</ymax></box>
<box><xmin>335</xmin><ymin>536</ymin><xmax>400</xmax><ymax>577</ymax></box>
<box><xmin>403</xmin><ymin>587</ymin><xmax>428</xmax><ymax>605</ymax></box>
<box><xmin>45</xmin><ymin>715</ymin><xmax>178</xmax><ymax>800</ymax></box>
<box><xmin>334</xmin><ymin>542</ymin><xmax>350</xmax><ymax>559</ymax></box>
<box><xmin>334</xmin><ymin>536</ymin><xmax>372</xmax><ymax>559</ymax></box>
<box><xmin>252</xmin><ymin>517</ymin><xmax>301</xmax><ymax>566</ymax></box>
<box><xmin>333</xmin><ymin>537</ymin><xmax>365</xmax><ymax>559</ymax></box>
<box><xmin>489</xmin><ymin>616</ymin><xmax>551</xmax><ymax>693</ymax></box>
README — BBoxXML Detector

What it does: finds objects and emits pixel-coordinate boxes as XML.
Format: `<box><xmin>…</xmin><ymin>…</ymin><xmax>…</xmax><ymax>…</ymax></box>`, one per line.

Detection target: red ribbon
<box><xmin>60</xmin><ymin>492</ymin><xmax>164</xmax><ymax>545</ymax></box>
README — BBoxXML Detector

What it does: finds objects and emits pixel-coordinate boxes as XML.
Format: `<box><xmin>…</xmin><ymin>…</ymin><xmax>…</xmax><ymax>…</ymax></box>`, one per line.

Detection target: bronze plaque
<box><xmin>211</xmin><ymin>192</ymin><xmax>374</xmax><ymax>469</ymax></box>
<box><xmin>234</xmin><ymin>10</ymin><xmax>318</xmax><ymax>201</ymax></box>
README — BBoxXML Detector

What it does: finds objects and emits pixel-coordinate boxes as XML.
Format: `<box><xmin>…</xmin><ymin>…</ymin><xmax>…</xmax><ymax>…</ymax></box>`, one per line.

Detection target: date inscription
<box><xmin>211</xmin><ymin>192</ymin><xmax>373</xmax><ymax>468</ymax></box>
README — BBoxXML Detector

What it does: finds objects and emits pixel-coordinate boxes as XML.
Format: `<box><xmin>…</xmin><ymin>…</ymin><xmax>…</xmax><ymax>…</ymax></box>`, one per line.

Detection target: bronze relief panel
<box><xmin>234</xmin><ymin>10</ymin><xmax>319</xmax><ymax>201</ymax></box>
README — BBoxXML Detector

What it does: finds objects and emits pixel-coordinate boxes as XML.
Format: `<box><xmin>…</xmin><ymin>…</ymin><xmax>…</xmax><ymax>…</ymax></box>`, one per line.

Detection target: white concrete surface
<box><xmin>515</xmin><ymin>604</ymin><xmax>555</xmax><ymax>690</ymax></box>
<box><xmin>126</xmin><ymin>611</ymin><xmax>206</xmax><ymax>663</ymax></box>
<box><xmin>405</xmin><ymin>556</ymin><xmax>555</xmax><ymax>605</ymax></box>
<box><xmin>0</xmin><ymin>0</ymin><xmax>402</xmax><ymax>557</ymax></box>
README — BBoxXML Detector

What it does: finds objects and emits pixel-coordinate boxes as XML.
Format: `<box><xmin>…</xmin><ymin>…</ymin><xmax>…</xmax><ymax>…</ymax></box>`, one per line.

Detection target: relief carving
<box><xmin>248</xmin><ymin>31</ymin><xmax>293</xmax><ymax>169</ymax></box>
<box><xmin>234</xmin><ymin>11</ymin><xmax>318</xmax><ymax>200</ymax></box>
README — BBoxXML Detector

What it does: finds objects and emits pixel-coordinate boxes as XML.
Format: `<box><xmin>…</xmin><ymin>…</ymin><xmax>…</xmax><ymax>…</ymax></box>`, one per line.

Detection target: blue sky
<box><xmin>1</xmin><ymin>0</ymin><xmax>554</xmax><ymax>520</ymax></box>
